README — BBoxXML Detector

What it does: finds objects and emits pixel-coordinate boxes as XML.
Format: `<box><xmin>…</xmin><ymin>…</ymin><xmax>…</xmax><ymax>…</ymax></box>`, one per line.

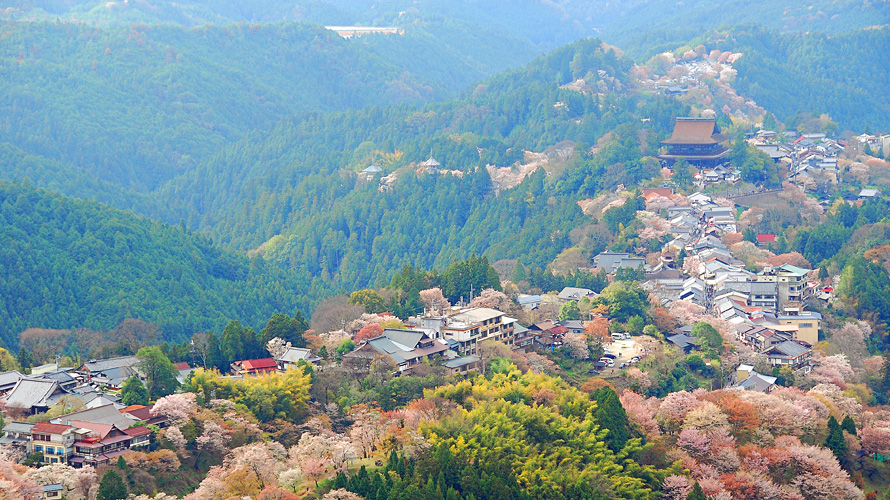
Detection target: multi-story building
<box><xmin>441</xmin><ymin>308</ymin><xmax>515</xmax><ymax>355</ymax></box>
<box><xmin>755</xmin><ymin>264</ymin><xmax>810</xmax><ymax>309</ymax></box>
<box><xmin>29</xmin><ymin>422</ymin><xmax>77</xmax><ymax>465</ymax></box>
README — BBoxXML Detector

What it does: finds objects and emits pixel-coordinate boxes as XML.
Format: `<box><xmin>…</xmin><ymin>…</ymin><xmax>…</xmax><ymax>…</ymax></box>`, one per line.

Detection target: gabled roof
<box><xmin>31</xmin><ymin>422</ymin><xmax>73</xmax><ymax>435</ymax></box>
<box><xmin>173</xmin><ymin>362</ymin><xmax>191</xmax><ymax>371</ymax></box>
<box><xmin>380</xmin><ymin>329</ymin><xmax>424</xmax><ymax>349</ymax></box>
<box><xmin>236</xmin><ymin>358</ymin><xmax>278</xmax><ymax>371</ymax></box>
<box><xmin>737</xmin><ymin>372</ymin><xmax>777</xmax><ymax>392</ymax></box>
<box><xmin>362</xmin><ymin>164</ymin><xmax>383</xmax><ymax>173</ymax></box>
<box><xmin>70</xmin><ymin>420</ymin><xmax>116</xmax><ymax>439</ymax></box>
<box><xmin>51</xmin><ymin>404</ymin><xmax>138</xmax><ymax>428</ymax></box>
<box><xmin>666</xmin><ymin>334</ymin><xmax>697</xmax><ymax>349</ymax></box>
<box><xmin>765</xmin><ymin>340</ymin><xmax>811</xmax><ymax>358</ymax></box>
<box><xmin>2</xmin><ymin>421</ymin><xmax>34</xmax><ymax>434</ymax></box>
<box><xmin>558</xmin><ymin>287</ymin><xmax>597</xmax><ymax>301</ymax></box>
<box><xmin>277</xmin><ymin>347</ymin><xmax>322</xmax><ymax>364</ymax></box>
<box><xmin>4</xmin><ymin>377</ymin><xmax>64</xmax><ymax>410</ymax></box>
<box><xmin>661</xmin><ymin>118</ymin><xmax>719</xmax><ymax>145</ymax></box>
<box><xmin>0</xmin><ymin>370</ymin><xmax>23</xmax><ymax>391</ymax></box>
<box><xmin>80</xmin><ymin>356</ymin><xmax>139</xmax><ymax>373</ymax></box>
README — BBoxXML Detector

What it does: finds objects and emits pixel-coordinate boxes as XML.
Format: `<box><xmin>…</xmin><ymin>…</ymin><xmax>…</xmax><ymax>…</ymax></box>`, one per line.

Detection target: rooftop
<box><xmin>31</xmin><ymin>422</ymin><xmax>73</xmax><ymax>435</ymax></box>
<box><xmin>661</xmin><ymin>118</ymin><xmax>720</xmax><ymax>145</ymax></box>
<box><xmin>449</xmin><ymin>307</ymin><xmax>504</xmax><ymax>325</ymax></box>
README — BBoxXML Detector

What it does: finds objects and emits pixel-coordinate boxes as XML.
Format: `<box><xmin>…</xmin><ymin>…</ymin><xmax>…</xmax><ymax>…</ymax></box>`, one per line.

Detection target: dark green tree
<box><xmin>120</xmin><ymin>376</ymin><xmax>149</xmax><ymax>406</ymax></box>
<box><xmin>258</xmin><ymin>313</ymin><xmax>308</xmax><ymax>349</ymax></box>
<box><xmin>841</xmin><ymin>415</ymin><xmax>857</xmax><ymax>436</ymax></box>
<box><xmin>825</xmin><ymin>416</ymin><xmax>848</xmax><ymax>463</ymax></box>
<box><xmin>593</xmin><ymin>386</ymin><xmax>632</xmax><ymax>453</ymax></box>
<box><xmin>16</xmin><ymin>347</ymin><xmax>33</xmax><ymax>371</ymax></box>
<box><xmin>136</xmin><ymin>346</ymin><xmax>180</xmax><ymax>401</ymax></box>
<box><xmin>97</xmin><ymin>470</ymin><xmax>127</xmax><ymax>500</ymax></box>
<box><xmin>687</xmin><ymin>481</ymin><xmax>706</xmax><ymax>500</ymax></box>
<box><xmin>671</xmin><ymin>158</ymin><xmax>694</xmax><ymax>189</ymax></box>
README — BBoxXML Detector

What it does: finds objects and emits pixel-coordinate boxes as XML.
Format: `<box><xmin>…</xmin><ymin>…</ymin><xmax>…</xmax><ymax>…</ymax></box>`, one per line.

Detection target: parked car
<box><xmin>605</xmin><ymin>360</ymin><xmax>615</xmax><ymax>367</ymax></box>
<box><xmin>619</xmin><ymin>362</ymin><xmax>627</xmax><ymax>369</ymax></box>
<box><xmin>587</xmin><ymin>369</ymin><xmax>601</xmax><ymax>375</ymax></box>
<box><xmin>602</xmin><ymin>353</ymin><xmax>617</xmax><ymax>359</ymax></box>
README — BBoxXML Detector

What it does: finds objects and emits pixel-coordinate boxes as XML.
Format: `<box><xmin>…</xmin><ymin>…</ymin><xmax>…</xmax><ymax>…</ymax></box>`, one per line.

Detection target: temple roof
<box><xmin>661</xmin><ymin>118</ymin><xmax>720</xmax><ymax>145</ymax></box>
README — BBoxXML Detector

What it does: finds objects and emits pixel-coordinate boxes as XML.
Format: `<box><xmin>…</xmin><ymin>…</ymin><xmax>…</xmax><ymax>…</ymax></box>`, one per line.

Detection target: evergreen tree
<box><xmin>687</xmin><ymin>482</ymin><xmax>706</xmax><ymax>500</ymax></box>
<box><xmin>97</xmin><ymin>470</ymin><xmax>127</xmax><ymax>500</ymax></box>
<box><xmin>136</xmin><ymin>346</ymin><xmax>180</xmax><ymax>400</ymax></box>
<box><xmin>825</xmin><ymin>416</ymin><xmax>848</xmax><ymax>463</ymax></box>
<box><xmin>593</xmin><ymin>386</ymin><xmax>632</xmax><ymax>452</ymax></box>
<box><xmin>841</xmin><ymin>415</ymin><xmax>857</xmax><ymax>436</ymax></box>
<box><xmin>120</xmin><ymin>376</ymin><xmax>149</xmax><ymax>406</ymax></box>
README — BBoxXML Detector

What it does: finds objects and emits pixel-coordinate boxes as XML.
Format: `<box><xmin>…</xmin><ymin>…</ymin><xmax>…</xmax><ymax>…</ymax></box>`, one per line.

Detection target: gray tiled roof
<box><xmin>80</xmin><ymin>356</ymin><xmax>139</xmax><ymax>373</ymax></box>
<box><xmin>51</xmin><ymin>403</ymin><xmax>138</xmax><ymax>428</ymax></box>
<box><xmin>4</xmin><ymin>378</ymin><xmax>62</xmax><ymax>409</ymax></box>
<box><xmin>766</xmin><ymin>340</ymin><xmax>811</xmax><ymax>358</ymax></box>
<box><xmin>0</xmin><ymin>370</ymin><xmax>23</xmax><ymax>391</ymax></box>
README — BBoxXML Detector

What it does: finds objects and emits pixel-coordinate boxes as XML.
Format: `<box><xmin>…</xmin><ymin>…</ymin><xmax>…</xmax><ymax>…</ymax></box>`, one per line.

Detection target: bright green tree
<box><xmin>348</xmin><ymin>289</ymin><xmax>387</xmax><ymax>314</ymax></box>
<box><xmin>136</xmin><ymin>346</ymin><xmax>180</xmax><ymax>401</ymax></box>
<box><xmin>558</xmin><ymin>301</ymin><xmax>581</xmax><ymax>321</ymax></box>
<box><xmin>97</xmin><ymin>470</ymin><xmax>127</xmax><ymax>500</ymax></box>
<box><xmin>120</xmin><ymin>376</ymin><xmax>149</xmax><ymax>406</ymax></box>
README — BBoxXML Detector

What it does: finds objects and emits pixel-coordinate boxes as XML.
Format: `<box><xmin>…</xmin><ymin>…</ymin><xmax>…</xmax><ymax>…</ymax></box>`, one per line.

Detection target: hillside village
<box><xmin>0</xmin><ymin>6</ymin><xmax>888</xmax><ymax>497</ymax></box>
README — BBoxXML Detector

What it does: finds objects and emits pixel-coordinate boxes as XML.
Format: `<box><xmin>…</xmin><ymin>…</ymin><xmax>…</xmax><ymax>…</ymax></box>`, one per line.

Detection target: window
<box><xmin>34</xmin><ymin>446</ymin><xmax>43</xmax><ymax>453</ymax></box>
<box><xmin>45</xmin><ymin>447</ymin><xmax>54</xmax><ymax>455</ymax></box>
<box><xmin>801</xmin><ymin>323</ymin><xmax>813</xmax><ymax>328</ymax></box>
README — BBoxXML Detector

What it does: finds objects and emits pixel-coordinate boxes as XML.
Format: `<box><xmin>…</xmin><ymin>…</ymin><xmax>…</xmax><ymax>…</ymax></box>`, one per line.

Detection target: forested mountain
<box><xmin>149</xmin><ymin>39</ymin><xmax>685</xmax><ymax>296</ymax></box>
<box><xmin>649</xmin><ymin>25</ymin><xmax>890</xmax><ymax>131</ymax></box>
<box><xmin>0</xmin><ymin>181</ymin><xmax>309</xmax><ymax>349</ymax></box>
<box><xmin>0</xmin><ymin>20</ymin><xmax>536</xmax><ymax>196</ymax></box>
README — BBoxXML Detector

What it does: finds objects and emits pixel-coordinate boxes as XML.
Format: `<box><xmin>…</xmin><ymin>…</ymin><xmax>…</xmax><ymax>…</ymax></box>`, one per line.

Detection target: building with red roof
<box><xmin>231</xmin><ymin>358</ymin><xmax>278</xmax><ymax>376</ymax></box>
<box><xmin>30</xmin><ymin>422</ymin><xmax>76</xmax><ymax>465</ymax></box>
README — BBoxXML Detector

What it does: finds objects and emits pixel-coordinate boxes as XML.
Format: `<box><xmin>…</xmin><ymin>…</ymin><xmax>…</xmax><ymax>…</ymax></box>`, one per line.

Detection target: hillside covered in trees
<box><xmin>0</xmin><ymin>181</ymin><xmax>310</xmax><ymax>349</ymax></box>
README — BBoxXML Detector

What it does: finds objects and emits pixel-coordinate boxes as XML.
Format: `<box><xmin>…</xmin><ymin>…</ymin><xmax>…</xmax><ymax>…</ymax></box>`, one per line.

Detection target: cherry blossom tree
<box><xmin>162</xmin><ymin>426</ymin><xmax>188</xmax><ymax>449</ymax></box>
<box><xmin>563</xmin><ymin>333</ymin><xmax>590</xmax><ymax>359</ymax></box>
<box><xmin>266</xmin><ymin>337</ymin><xmax>290</xmax><ymax>359</ymax></box>
<box><xmin>196</xmin><ymin>420</ymin><xmax>231</xmax><ymax>454</ymax></box>
<box><xmin>151</xmin><ymin>393</ymin><xmax>197</xmax><ymax>426</ymax></box>
<box><xmin>24</xmin><ymin>464</ymin><xmax>96</xmax><ymax>500</ymax></box>
<box><xmin>661</xmin><ymin>475</ymin><xmax>692</xmax><ymax>500</ymax></box>
<box><xmin>419</xmin><ymin>287</ymin><xmax>450</xmax><ymax>312</ymax></box>
<box><xmin>620</xmin><ymin>391</ymin><xmax>660</xmax><ymax>438</ymax></box>
<box><xmin>656</xmin><ymin>391</ymin><xmax>702</xmax><ymax>433</ymax></box>
<box><xmin>468</xmin><ymin>288</ymin><xmax>512</xmax><ymax>310</ymax></box>
<box><xmin>860</xmin><ymin>426</ymin><xmax>890</xmax><ymax>455</ymax></box>
<box><xmin>322</xmin><ymin>489</ymin><xmax>364</xmax><ymax>500</ymax></box>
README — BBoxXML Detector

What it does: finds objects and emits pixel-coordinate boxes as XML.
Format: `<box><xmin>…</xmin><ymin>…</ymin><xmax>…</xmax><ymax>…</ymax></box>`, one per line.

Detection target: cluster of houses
<box><xmin>342</xmin><ymin>303</ymin><xmax>592</xmax><ymax>376</ymax></box>
<box><xmin>752</xmin><ymin>131</ymin><xmax>846</xmax><ymax>193</ymax></box>
<box><xmin>639</xmin><ymin>191</ymin><xmax>823</xmax><ymax>390</ymax></box>
<box><xmin>0</xmin><ymin>357</ymin><xmax>170</xmax><ymax>469</ymax></box>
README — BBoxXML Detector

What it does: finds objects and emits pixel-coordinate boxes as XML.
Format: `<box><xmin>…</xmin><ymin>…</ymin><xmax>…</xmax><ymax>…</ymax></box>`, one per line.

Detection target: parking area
<box><xmin>590</xmin><ymin>337</ymin><xmax>650</xmax><ymax>375</ymax></box>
